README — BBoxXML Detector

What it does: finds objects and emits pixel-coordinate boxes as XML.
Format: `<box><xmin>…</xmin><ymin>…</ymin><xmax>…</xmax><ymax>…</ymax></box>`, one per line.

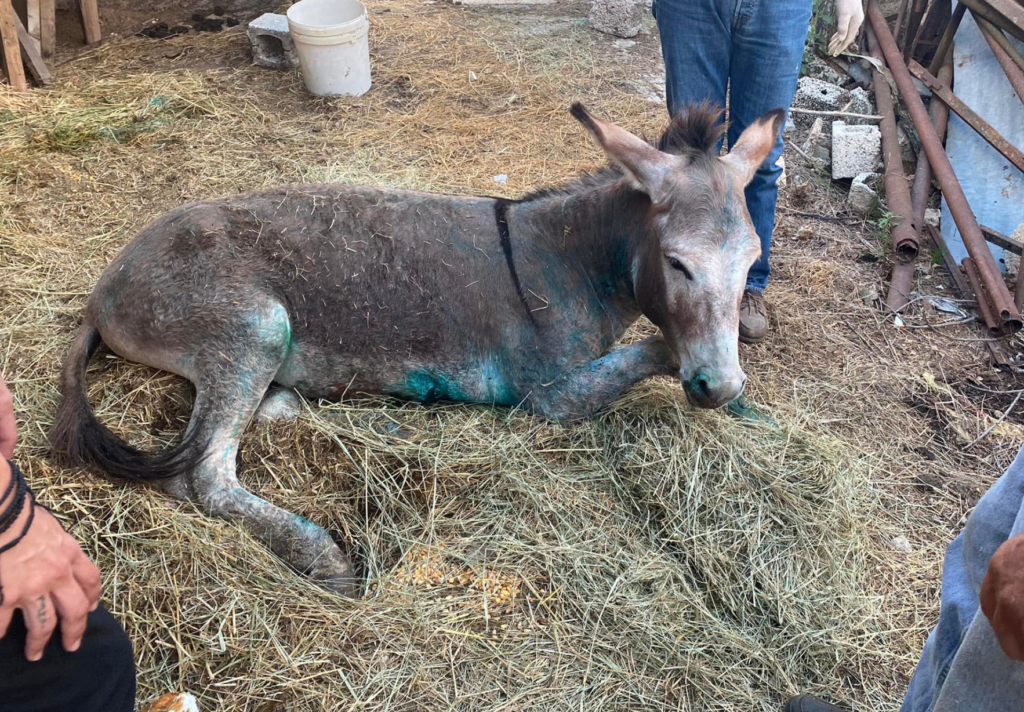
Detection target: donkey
<box><xmin>52</xmin><ymin>103</ymin><xmax>783</xmax><ymax>594</ymax></box>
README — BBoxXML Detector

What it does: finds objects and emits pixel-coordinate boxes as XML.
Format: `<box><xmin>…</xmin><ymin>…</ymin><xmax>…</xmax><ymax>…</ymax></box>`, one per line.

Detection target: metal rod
<box><xmin>975</xmin><ymin>14</ymin><xmax>1024</xmax><ymax>106</ymax></box>
<box><xmin>963</xmin><ymin>257</ymin><xmax>1004</xmax><ymax>335</ymax></box>
<box><xmin>981</xmin><ymin>224</ymin><xmax>1024</xmax><ymax>255</ymax></box>
<box><xmin>909</xmin><ymin>59</ymin><xmax>1024</xmax><ymax>174</ymax></box>
<box><xmin>867</xmin><ymin>26</ymin><xmax>919</xmax><ymax>269</ymax></box>
<box><xmin>982</xmin><ymin>0</ymin><xmax>1024</xmax><ymax>35</ymax></box>
<box><xmin>975</xmin><ymin>13</ymin><xmax>1024</xmax><ymax>73</ymax></box>
<box><xmin>911</xmin><ymin>53</ymin><xmax>952</xmax><ymax>239</ymax></box>
<box><xmin>868</xmin><ymin>0</ymin><xmax>1022</xmax><ymax>331</ymax></box>
<box><xmin>928</xmin><ymin>1</ymin><xmax>966</xmax><ymax>74</ymax></box>
<box><xmin>957</xmin><ymin>0</ymin><xmax>1024</xmax><ymax>43</ymax></box>
<box><xmin>889</xmin><ymin>261</ymin><xmax>917</xmax><ymax>312</ymax></box>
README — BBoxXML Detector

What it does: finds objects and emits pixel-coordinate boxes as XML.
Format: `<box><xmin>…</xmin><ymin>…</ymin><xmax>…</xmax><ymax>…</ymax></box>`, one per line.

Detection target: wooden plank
<box><xmin>79</xmin><ymin>0</ymin><xmax>101</xmax><ymax>44</ymax></box>
<box><xmin>25</xmin><ymin>0</ymin><xmax>40</xmax><ymax>55</ymax></box>
<box><xmin>14</xmin><ymin>12</ymin><xmax>49</xmax><ymax>85</ymax></box>
<box><xmin>0</xmin><ymin>0</ymin><xmax>27</xmax><ymax>90</ymax></box>
<box><xmin>39</xmin><ymin>0</ymin><xmax>53</xmax><ymax>56</ymax></box>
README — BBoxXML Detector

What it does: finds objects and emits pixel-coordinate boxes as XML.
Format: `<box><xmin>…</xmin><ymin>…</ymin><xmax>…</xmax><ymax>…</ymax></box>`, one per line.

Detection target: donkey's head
<box><xmin>571</xmin><ymin>102</ymin><xmax>784</xmax><ymax>409</ymax></box>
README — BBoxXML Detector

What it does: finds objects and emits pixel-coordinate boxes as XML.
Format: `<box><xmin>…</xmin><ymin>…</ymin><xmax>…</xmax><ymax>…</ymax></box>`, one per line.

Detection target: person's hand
<box><xmin>0</xmin><ymin>483</ymin><xmax>103</xmax><ymax>661</ymax></box>
<box><xmin>0</xmin><ymin>377</ymin><xmax>16</xmax><ymax>459</ymax></box>
<box><xmin>829</xmin><ymin>0</ymin><xmax>865</xmax><ymax>56</ymax></box>
<box><xmin>981</xmin><ymin>532</ymin><xmax>1024</xmax><ymax>661</ymax></box>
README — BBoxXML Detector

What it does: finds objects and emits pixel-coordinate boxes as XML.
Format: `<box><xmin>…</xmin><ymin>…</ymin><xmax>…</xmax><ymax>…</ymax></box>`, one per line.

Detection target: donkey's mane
<box><xmin>517</xmin><ymin>101</ymin><xmax>726</xmax><ymax>204</ymax></box>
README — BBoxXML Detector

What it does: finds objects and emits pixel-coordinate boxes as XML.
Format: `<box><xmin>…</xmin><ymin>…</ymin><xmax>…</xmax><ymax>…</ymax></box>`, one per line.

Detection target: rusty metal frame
<box><xmin>909</xmin><ymin>60</ymin><xmax>1024</xmax><ymax>174</ymax></box>
<box><xmin>868</xmin><ymin>0</ymin><xmax>1022</xmax><ymax>331</ymax></box>
<box><xmin>981</xmin><ymin>225</ymin><xmax>1024</xmax><ymax>255</ymax></box>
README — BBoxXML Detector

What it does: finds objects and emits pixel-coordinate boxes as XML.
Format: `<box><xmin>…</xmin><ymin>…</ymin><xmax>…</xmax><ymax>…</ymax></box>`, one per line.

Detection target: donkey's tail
<box><xmin>50</xmin><ymin>323</ymin><xmax>205</xmax><ymax>481</ymax></box>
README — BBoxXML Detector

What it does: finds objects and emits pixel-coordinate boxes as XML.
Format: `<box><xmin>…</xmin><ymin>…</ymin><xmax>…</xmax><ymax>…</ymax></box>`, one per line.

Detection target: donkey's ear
<box><xmin>722</xmin><ymin>109</ymin><xmax>786</xmax><ymax>185</ymax></box>
<box><xmin>571</xmin><ymin>103</ymin><xmax>677</xmax><ymax>203</ymax></box>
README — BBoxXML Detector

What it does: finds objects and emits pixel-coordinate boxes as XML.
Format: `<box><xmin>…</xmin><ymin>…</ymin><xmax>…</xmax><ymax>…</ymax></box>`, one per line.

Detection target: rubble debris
<box><xmin>925</xmin><ymin>208</ymin><xmax>941</xmax><ymax>227</ymax></box>
<box><xmin>588</xmin><ymin>0</ymin><xmax>647</xmax><ymax>38</ymax></box>
<box><xmin>848</xmin><ymin>172</ymin><xmax>879</xmax><ymax>215</ymax></box>
<box><xmin>247</xmin><ymin>13</ymin><xmax>299</xmax><ymax>70</ymax></box>
<box><xmin>846</xmin><ymin>87</ymin><xmax>875</xmax><ymax>125</ymax></box>
<box><xmin>831</xmin><ymin>121</ymin><xmax>882</xmax><ymax>179</ymax></box>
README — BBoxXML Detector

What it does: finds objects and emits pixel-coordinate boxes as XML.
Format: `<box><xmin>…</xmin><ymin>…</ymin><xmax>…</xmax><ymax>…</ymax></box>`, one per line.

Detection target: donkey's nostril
<box><xmin>690</xmin><ymin>371</ymin><xmax>713</xmax><ymax>400</ymax></box>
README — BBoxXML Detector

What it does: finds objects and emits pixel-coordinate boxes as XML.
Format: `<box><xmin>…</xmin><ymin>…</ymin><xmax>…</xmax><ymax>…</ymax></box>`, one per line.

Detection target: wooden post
<box><xmin>0</xmin><ymin>0</ymin><xmax>27</xmax><ymax>91</ymax></box>
<box><xmin>80</xmin><ymin>0</ymin><xmax>101</xmax><ymax>44</ymax></box>
<box><xmin>39</xmin><ymin>0</ymin><xmax>54</xmax><ymax>56</ymax></box>
<box><xmin>15</xmin><ymin>13</ymin><xmax>50</xmax><ymax>86</ymax></box>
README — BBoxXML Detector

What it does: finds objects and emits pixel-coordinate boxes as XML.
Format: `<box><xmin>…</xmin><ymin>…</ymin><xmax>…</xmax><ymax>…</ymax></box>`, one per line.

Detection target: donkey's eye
<box><xmin>667</xmin><ymin>256</ymin><xmax>694</xmax><ymax>280</ymax></box>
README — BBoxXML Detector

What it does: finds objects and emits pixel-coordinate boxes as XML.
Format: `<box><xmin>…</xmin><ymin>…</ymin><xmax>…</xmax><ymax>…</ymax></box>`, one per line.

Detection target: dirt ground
<box><xmin>3</xmin><ymin>1</ymin><xmax>1024</xmax><ymax>711</ymax></box>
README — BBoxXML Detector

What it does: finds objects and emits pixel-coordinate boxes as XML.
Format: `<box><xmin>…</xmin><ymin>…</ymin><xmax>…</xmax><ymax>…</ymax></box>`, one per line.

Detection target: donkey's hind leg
<box><xmin>171</xmin><ymin>308</ymin><xmax>357</xmax><ymax>595</ymax></box>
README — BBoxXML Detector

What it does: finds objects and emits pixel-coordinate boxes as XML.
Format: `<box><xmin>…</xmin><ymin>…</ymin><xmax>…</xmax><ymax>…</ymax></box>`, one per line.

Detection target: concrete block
<box><xmin>846</xmin><ymin>87</ymin><xmax>874</xmax><ymax>125</ymax></box>
<box><xmin>831</xmin><ymin>121</ymin><xmax>882</xmax><ymax>180</ymax></box>
<box><xmin>792</xmin><ymin>77</ymin><xmax>850</xmax><ymax>128</ymax></box>
<box><xmin>848</xmin><ymin>172</ymin><xmax>879</xmax><ymax>216</ymax></box>
<box><xmin>247</xmin><ymin>13</ymin><xmax>298</xmax><ymax>70</ymax></box>
<box><xmin>589</xmin><ymin>0</ymin><xmax>646</xmax><ymax>38</ymax></box>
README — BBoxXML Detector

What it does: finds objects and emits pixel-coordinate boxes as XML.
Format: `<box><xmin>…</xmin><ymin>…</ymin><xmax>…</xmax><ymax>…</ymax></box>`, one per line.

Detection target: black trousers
<box><xmin>0</xmin><ymin>603</ymin><xmax>135</xmax><ymax>712</ymax></box>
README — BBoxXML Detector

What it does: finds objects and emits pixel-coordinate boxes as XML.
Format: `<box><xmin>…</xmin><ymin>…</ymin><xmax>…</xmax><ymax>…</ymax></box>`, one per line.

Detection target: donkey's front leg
<box><xmin>528</xmin><ymin>335</ymin><xmax>678</xmax><ymax>420</ymax></box>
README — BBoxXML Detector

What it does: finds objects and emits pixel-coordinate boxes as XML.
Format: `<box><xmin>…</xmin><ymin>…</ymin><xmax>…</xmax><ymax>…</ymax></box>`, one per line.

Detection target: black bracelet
<box><xmin>0</xmin><ymin>491</ymin><xmax>36</xmax><ymax>608</ymax></box>
<box><xmin>0</xmin><ymin>467</ymin><xmax>15</xmax><ymax>511</ymax></box>
<box><xmin>0</xmin><ymin>462</ymin><xmax>29</xmax><ymax>536</ymax></box>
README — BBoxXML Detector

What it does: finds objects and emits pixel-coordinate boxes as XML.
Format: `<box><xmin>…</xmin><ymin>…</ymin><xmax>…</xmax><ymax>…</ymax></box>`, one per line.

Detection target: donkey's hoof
<box><xmin>308</xmin><ymin>546</ymin><xmax>360</xmax><ymax>597</ymax></box>
<box><xmin>255</xmin><ymin>388</ymin><xmax>302</xmax><ymax>423</ymax></box>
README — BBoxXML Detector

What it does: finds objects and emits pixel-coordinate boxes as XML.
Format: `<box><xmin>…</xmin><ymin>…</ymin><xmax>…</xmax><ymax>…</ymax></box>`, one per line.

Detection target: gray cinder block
<box><xmin>247</xmin><ymin>13</ymin><xmax>299</xmax><ymax>70</ymax></box>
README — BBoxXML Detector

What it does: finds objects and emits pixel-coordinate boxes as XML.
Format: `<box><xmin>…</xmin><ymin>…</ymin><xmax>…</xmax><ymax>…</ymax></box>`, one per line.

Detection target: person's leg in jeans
<box><xmin>654</xmin><ymin>0</ymin><xmax>811</xmax><ymax>343</ymax></box>
<box><xmin>653</xmin><ymin>0</ymin><xmax>731</xmax><ymax>120</ymax></box>
<box><xmin>901</xmin><ymin>446</ymin><xmax>1024</xmax><ymax>712</ymax></box>
<box><xmin>728</xmin><ymin>0</ymin><xmax>811</xmax><ymax>296</ymax></box>
<box><xmin>0</xmin><ymin>603</ymin><xmax>136</xmax><ymax>712</ymax></box>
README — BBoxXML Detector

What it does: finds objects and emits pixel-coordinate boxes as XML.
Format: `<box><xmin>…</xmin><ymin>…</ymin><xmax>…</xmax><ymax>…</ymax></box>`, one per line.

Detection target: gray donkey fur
<box><xmin>52</xmin><ymin>103</ymin><xmax>783</xmax><ymax>594</ymax></box>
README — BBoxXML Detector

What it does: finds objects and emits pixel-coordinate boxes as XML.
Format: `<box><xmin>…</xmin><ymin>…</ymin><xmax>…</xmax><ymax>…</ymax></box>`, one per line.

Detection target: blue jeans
<box><xmin>652</xmin><ymin>0</ymin><xmax>811</xmax><ymax>293</ymax></box>
<box><xmin>902</xmin><ymin>445</ymin><xmax>1024</xmax><ymax>712</ymax></box>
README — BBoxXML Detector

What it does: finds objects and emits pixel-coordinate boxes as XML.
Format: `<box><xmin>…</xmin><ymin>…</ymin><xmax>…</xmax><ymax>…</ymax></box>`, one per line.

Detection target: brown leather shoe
<box><xmin>739</xmin><ymin>289</ymin><xmax>768</xmax><ymax>344</ymax></box>
<box><xmin>784</xmin><ymin>695</ymin><xmax>848</xmax><ymax>712</ymax></box>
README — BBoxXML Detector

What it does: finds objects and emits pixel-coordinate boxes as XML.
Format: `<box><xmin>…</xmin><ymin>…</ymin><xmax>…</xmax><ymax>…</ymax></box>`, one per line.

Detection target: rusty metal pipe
<box><xmin>963</xmin><ymin>257</ymin><xmax>1004</xmax><ymax>335</ymax></box>
<box><xmin>975</xmin><ymin>14</ymin><xmax>1024</xmax><ymax>73</ymax></box>
<box><xmin>928</xmin><ymin>2</ymin><xmax>966</xmax><ymax>75</ymax></box>
<box><xmin>957</xmin><ymin>0</ymin><xmax>1024</xmax><ymax>43</ymax></box>
<box><xmin>911</xmin><ymin>53</ymin><xmax>953</xmax><ymax>247</ymax></box>
<box><xmin>867</xmin><ymin>27</ymin><xmax>919</xmax><ymax>264</ymax></box>
<box><xmin>975</xmin><ymin>15</ymin><xmax>1024</xmax><ymax>106</ymax></box>
<box><xmin>867</xmin><ymin>1</ymin><xmax>1022</xmax><ymax>331</ymax></box>
<box><xmin>1016</xmin><ymin>253</ymin><xmax>1024</xmax><ymax>312</ymax></box>
<box><xmin>867</xmin><ymin>26</ymin><xmax>920</xmax><ymax>311</ymax></box>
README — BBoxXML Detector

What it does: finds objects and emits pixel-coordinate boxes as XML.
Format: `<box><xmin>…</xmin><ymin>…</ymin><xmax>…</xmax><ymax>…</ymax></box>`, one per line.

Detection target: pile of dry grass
<box><xmin>1</xmin><ymin>1</ymin><xmax>1013</xmax><ymax>710</ymax></box>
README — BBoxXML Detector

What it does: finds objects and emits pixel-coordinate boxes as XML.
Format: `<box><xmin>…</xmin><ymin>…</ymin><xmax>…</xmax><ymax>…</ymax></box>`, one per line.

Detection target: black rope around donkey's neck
<box><xmin>0</xmin><ymin>460</ymin><xmax>37</xmax><ymax>606</ymax></box>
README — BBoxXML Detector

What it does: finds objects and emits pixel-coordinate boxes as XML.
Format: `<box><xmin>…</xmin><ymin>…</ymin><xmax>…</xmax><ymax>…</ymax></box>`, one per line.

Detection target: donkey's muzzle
<box><xmin>683</xmin><ymin>369</ymin><xmax>746</xmax><ymax>409</ymax></box>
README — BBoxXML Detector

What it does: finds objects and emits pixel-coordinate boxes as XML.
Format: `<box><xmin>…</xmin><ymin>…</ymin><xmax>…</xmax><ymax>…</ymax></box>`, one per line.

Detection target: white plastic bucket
<box><xmin>287</xmin><ymin>0</ymin><xmax>371</xmax><ymax>97</ymax></box>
